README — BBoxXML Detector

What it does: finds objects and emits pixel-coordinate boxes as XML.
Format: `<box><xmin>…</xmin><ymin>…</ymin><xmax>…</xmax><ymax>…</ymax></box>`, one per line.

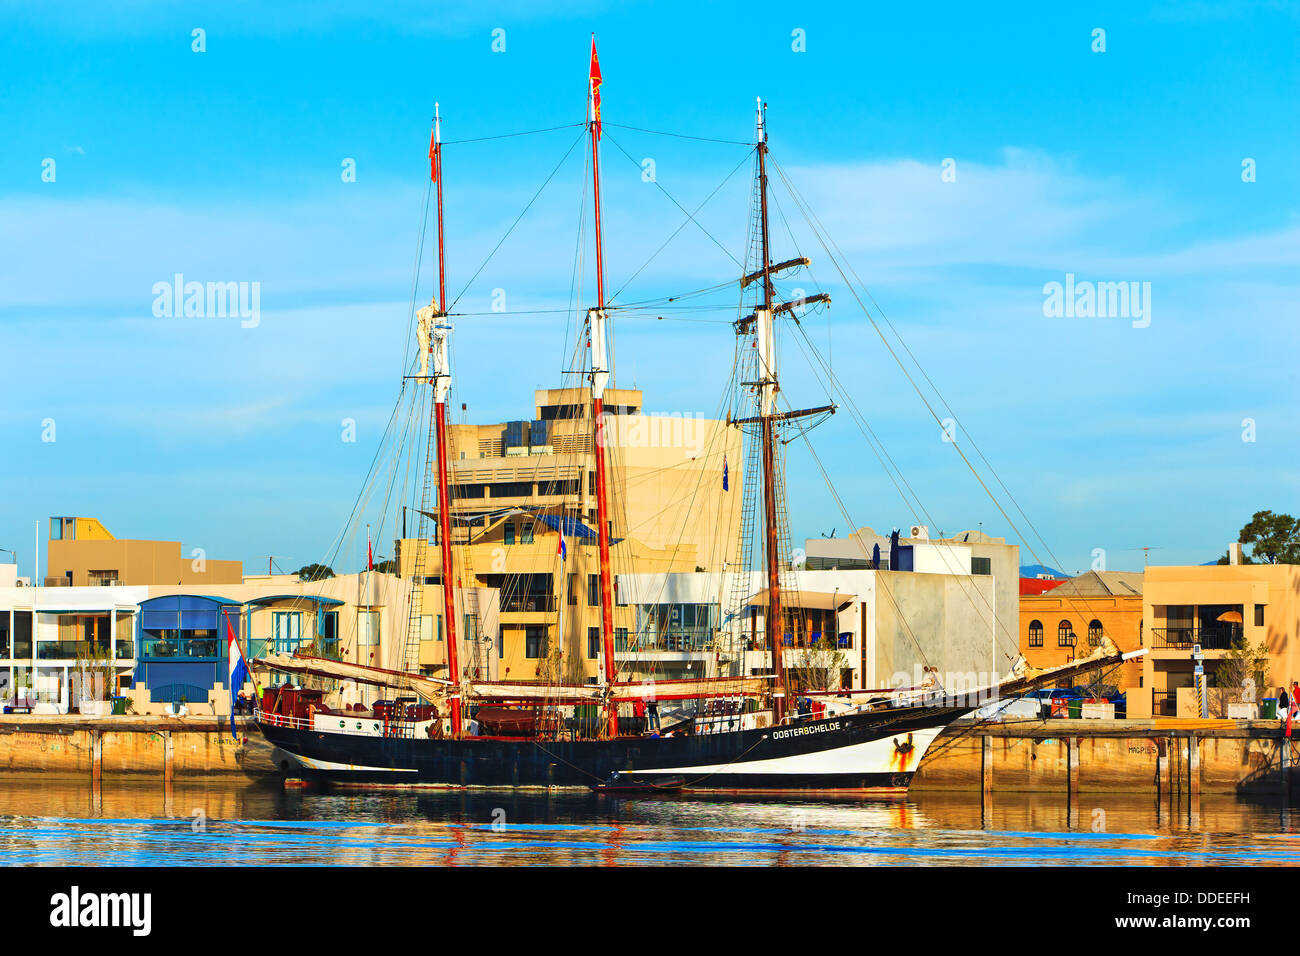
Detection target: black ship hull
<box><xmin>258</xmin><ymin>704</ymin><xmax>969</xmax><ymax>793</ymax></box>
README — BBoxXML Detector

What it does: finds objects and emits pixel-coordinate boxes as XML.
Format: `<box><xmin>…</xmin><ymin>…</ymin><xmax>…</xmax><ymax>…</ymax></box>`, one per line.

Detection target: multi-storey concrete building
<box><xmin>404</xmin><ymin>386</ymin><xmax>742</xmax><ymax>683</ymax></box>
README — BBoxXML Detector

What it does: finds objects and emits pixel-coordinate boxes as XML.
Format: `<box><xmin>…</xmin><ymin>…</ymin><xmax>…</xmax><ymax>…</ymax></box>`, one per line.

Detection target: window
<box><xmin>88</xmin><ymin>569</ymin><xmax>119</xmax><ymax>586</ymax></box>
<box><xmin>970</xmin><ymin>556</ymin><xmax>991</xmax><ymax>576</ymax></box>
<box><xmin>503</xmin><ymin>522</ymin><xmax>515</xmax><ymax>546</ymax></box>
<box><xmin>588</xmin><ymin>574</ymin><xmax>600</xmax><ymax>606</ymax></box>
<box><xmin>272</xmin><ymin>612</ymin><xmax>302</xmax><ymax>654</ymax></box>
<box><xmin>1088</xmin><ymin>619</ymin><xmax>1103</xmax><ymax>647</ymax></box>
<box><xmin>420</xmin><ymin>615</ymin><xmax>435</xmax><ymax>642</ymax></box>
<box><xmin>521</xmin><ymin>523</ymin><xmax>534</xmax><ymax>545</ymax></box>
<box><xmin>615</xmin><ymin>627</ymin><xmax>629</xmax><ymax>652</ymax></box>
<box><xmin>1058</xmin><ymin>620</ymin><xmax>1074</xmax><ymax>647</ymax></box>
<box><xmin>321</xmin><ymin>611</ymin><xmax>339</xmax><ymax>652</ymax></box>
<box><xmin>525</xmin><ymin>626</ymin><xmax>548</xmax><ymax>659</ymax></box>
<box><xmin>492</xmin><ymin>481</ymin><xmax>533</xmax><ymax>498</ymax></box>
<box><xmin>464</xmin><ymin>613</ymin><xmax>478</xmax><ymax>641</ymax></box>
<box><xmin>358</xmin><ymin>610</ymin><xmax>379</xmax><ymax>646</ymax></box>
<box><xmin>1028</xmin><ymin>620</ymin><xmax>1043</xmax><ymax>647</ymax></box>
<box><xmin>1256</xmin><ymin>604</ymin><xmax>1266</xmax><ymax>627</ymax></box>
<box><xmin>587</xmin><ymin>626</ymin><xmax>600</xmax><ymax>659</ymax></box>
<box><xmin>567</xmin><ymin>573</ymin><xmax>578</xmax><ymax>606</ymax></box>
<box><xmin>614</xmin><ymin>575</ymin><xmax>627</xmax><ymax>606</ymax></box>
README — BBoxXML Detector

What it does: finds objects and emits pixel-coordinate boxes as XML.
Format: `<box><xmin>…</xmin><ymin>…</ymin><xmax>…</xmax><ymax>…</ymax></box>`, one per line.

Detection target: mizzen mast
<box><xmin>419</xmin><ymin>102</ymin><xmax>463</xmax><ymax>738</ymax></box>
<box><xmin>585</xmin><ymin>36</ymin><xmax>619</xmax><ymax>739</ymax></box>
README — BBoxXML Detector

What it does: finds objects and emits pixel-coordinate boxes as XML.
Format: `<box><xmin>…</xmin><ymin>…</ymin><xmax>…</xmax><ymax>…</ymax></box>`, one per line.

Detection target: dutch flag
<box><xmin>225</xmin><ymin>611</ymin><xmax>251</xmax><ymax>740</ymax></box>
<box><xmin>557</xmin><ymin>532</ymin><xmax>567</xmax><ymax>562</ymax></box>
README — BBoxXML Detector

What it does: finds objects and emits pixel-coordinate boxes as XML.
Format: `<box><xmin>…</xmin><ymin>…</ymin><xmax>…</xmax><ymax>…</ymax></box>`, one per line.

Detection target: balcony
<box><xmin>140</xmin><ymin>636</ymin><xmax>221</xmax><ymax>660</ymax></box>
<box><xmin>616</xmin><ymin>628</ymin><xmax>713</xmax><ymax>654</ymax></box>
<box><xmin>1149</xmin><ymin>625</ymin><xmax>1239</xmax><ymax>651</ymax></box>
<box><xmin>501</xmin><ymin>596</ymin><xmax>557</xmax><ymax>614</ymax></box>
<box><xmin>35</xmin><ymin>640</ymin><xmax>121</xmax><ymax>661</ymax></box>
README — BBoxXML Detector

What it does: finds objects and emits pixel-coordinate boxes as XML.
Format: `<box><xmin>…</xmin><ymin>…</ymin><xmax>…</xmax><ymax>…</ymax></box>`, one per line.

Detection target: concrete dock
<box><xmin>913</xmin><ymin>718</ymin><xmax>1293</xmax><ymax>794</ymax></box>
<box><xmin>0</xmin><ymin>715</ymin><xmax>275</xmax><ymax>778</ymax></box>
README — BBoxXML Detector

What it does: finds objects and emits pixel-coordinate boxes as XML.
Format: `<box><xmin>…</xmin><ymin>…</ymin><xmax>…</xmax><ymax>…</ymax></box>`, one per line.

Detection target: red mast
<box><xmin>587</xmin><ymin>36</ymin><xmax>618</xmax><ymax>738</ymax></box>
<box><xmin>429</xmin><ymin>104</ymin><xmax>462</xmax><ymax>738</ymax></box>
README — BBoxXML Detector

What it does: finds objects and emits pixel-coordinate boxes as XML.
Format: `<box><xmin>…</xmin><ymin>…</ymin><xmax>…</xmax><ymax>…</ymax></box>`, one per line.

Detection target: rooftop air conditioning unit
<box><xmin>910</xmin><ymin>525</ymin><xmax>929</xmax><ymax>540</ymax></box>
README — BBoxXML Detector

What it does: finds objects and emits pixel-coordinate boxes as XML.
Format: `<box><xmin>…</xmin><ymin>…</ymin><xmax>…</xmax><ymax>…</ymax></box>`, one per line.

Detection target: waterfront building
<box><xmin>1132</xmin><ymin>558</ymin><xmax>1300</xmax><ymax>718</ymax></box>
<box><xmin>0</xmin><ymin>577</ymin><xmax>145</xmax><ymax>711</ymax></box>
<box><xmin>803</xmin><ymin>525</ymin><xmax>1020</xmax><ymax>677</ymax></box>
<box><xmin>0</xmin><ymin>559</ymin><xmax>496</xmax><ymax>716</ymax></box>
<box><xmin>618</xmin><ymin>561</ymin><xmax>1011</xmax><ymax>695</ymax></box>
<box><xmin>399</xmin><ymin>386</ymin><xmax>741</xmax><ymax>683</ymax></box>
<box><xmin>443</xmin><ymin>387</ymin><xmax>738</xmax><ymax>561</ymax></box>
<box><xmin>1017</xmin><ymin>571</ymin><xmax>1144</xmax><ymax>692</ymax></box>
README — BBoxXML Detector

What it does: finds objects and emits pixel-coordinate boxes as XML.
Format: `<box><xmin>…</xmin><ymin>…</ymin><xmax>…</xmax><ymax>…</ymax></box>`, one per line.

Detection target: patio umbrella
<box><xmin>1217</xmin><ymin>610</ymin><xmax>1244</xmax><ymax>623</ymax></box>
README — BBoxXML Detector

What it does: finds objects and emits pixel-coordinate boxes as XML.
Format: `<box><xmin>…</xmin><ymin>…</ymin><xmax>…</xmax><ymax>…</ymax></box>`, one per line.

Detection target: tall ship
<box><xmin>254</xmin><ymin>39</ymin><xmax>1137</xmax><ymax>793</ymax></box>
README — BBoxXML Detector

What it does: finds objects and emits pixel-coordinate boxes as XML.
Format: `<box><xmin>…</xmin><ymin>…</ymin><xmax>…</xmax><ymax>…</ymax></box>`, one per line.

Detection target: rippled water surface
<box><xmin>1</xmin><ymin>775</ymin><xmax>1297</xmax><ymax>865</ymax></box>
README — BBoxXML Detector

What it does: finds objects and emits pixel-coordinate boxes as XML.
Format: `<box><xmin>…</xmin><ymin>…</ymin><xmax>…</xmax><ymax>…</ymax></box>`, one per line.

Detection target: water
<box><xmin>1</xmin><ymin>775</ymin><xmax>1298</xmax><ymax>865</ymax></box>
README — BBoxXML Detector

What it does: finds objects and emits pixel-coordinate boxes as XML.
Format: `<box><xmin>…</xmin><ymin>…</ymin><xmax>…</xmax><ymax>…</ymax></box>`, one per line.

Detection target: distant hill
<box><xmin>1020</xmin><ymin>564</ymin><xmax>1067</xmax><ymax>579</ymax></box>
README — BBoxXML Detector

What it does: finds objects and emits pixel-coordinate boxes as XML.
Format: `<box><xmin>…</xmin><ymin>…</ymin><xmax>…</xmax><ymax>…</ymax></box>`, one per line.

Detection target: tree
<box><xmin>372</xmin><ymin>558</ymin><xmax>398</xmax><ymax>575</ymax></box>
<box><xmin>787</xmin><ymin>636</ymin><xmax>848</xmax><ymax>697</ymax></box>
<box><xmin>1215</xmin><ymin>635</ymin><xmax>1270</xmax><ymax>713</ymax></box>
<box><xmin>296</xmin><ymin>563</ymin><xmax>335</xmax><ymax>582</ymax></box>
<box><xmin>1218</xmin><ymin>510</ymin><xmax>1299</xmax><ymax>565</ymax></box>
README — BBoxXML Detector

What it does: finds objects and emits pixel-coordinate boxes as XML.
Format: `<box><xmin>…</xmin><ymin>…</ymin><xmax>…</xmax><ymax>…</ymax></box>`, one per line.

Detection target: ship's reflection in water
<box><xmin>1</xmin><ymin>774</ymin><xmax>1299</xmax><ymax>866</ymax></box>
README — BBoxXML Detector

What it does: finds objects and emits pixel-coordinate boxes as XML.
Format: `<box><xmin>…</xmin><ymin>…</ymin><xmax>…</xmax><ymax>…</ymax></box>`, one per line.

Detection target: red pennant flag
<box><xmin>367</xmin><ymin>527</ymin><xmax>374</xmax><ymax>571</ymax></box>
<box><xmin>589</xmin><ymin>36</ymin><xmax>602</xmax><ymax>140</ymax></box>
<box><xmin>428</xmin><ymin>127</ymin><xmax>439</xmax><ymax>182</ymax></box>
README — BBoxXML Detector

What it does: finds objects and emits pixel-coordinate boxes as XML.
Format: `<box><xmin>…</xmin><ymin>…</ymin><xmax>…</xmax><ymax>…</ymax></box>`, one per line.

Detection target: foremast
<box><xmin>585</xmin><ymin>36</ymin><xmax>619</xmax><ymax>738</ymax></box>
<box><xmin>734</xmin><ymin>101</ymin><xmax>832</xmax><ymax>723</ymax></box>
<box><xmin>421</xmin><ymin>103</ymin><xmax>462</xmax><ymax>738</ymax></box>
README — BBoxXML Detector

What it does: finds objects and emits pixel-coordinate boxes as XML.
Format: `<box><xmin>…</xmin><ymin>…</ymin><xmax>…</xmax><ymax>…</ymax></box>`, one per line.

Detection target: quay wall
<box><xmin>913</xmin><ymin>718</ymin><xmax>1288</xmax><ymax>794</ymax></box>
<box><xmin>0</xmin><ymin>716</ymin><xmax>273</xmax><ymax>776</ymax></box>
<box><xmin>0</xmin><ymin>715</ymin><xmax>1292</xmax><ymax>793</ymax></box>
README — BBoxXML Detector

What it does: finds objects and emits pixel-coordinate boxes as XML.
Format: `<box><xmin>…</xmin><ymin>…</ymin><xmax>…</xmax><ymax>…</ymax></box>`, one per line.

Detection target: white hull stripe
<box><xmin>284</xmin><ymin>751</ymin><xmax>418</xmax><ymax>773</ymax></box>
<box><xmin>631</xmin><ymin>728</ymin><xmax>944</xmax><ymax>777</ymax></box>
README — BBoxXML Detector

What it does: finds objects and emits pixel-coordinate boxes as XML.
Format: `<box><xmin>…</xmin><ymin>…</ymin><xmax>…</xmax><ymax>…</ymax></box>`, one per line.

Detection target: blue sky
<box><xmin>1</xmin><ymin>0</ymin><xmax>1296</xmax><ymax>578</ymax></box>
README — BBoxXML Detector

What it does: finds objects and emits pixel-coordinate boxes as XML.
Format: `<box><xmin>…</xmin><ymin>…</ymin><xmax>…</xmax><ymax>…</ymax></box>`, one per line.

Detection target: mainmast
<box><xmin>424</xmin><ymin>103</ymin><xmax>462</xmax><ymax>738</ymax></box>
<box><xmin>586</xmin><ymin>36</ymin><xmax>619</xmax><ymax>738</ymax></box>
<box><xmin>754</xmin><ymin>102</ymin><xmax>787</xmax><ymax>723</ymax></box>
